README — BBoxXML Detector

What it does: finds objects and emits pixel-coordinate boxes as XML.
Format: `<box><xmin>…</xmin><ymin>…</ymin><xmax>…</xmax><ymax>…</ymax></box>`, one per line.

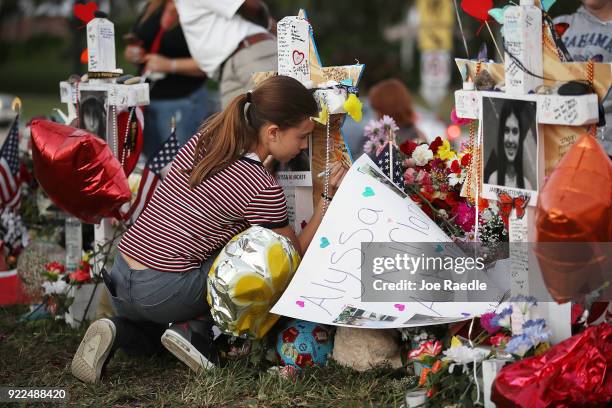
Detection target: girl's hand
<box><xmin>327</xmin><ymin>162</ymin><xmax>348</xmax><ymax>197</ymax></box>
<box><xmin>125</xmin><ymin>45</ymin><xmax>145</xmax><ymax>64</ymax></box>
<box><xmin>143</xmin><ymin>54</ymin><xmax>172</xmax><ymax>73</ymax></box>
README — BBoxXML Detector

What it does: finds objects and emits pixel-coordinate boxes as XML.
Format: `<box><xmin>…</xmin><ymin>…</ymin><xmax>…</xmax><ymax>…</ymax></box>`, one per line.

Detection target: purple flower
<box><xmin>491</xmin><ymin>307</ymin><xmax>512</xmax><ymax>329</ymax></box>
<box><xmin>380</xmin><ymin>115</ymin><xmax>399</xmax><ymax>133</ymax></box>
<box><xmin>522</xmin><ymin>319</ymin><xmax>551</xmax><ymax>346</ymax></box>
<box><xmin>480</xmin><ymin>312</ymin><xmax>501</xmax><ymax>334</ymax></box>
<box><xmin>504</xmin><ymin>334</ymin><xmax>533</xmax><ymax>357</ymax></box>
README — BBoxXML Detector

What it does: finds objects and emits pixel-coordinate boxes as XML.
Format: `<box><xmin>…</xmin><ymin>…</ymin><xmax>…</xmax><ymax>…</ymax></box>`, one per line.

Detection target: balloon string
<box><xmin>485</xmin><ymin>21</ymin><xmax>504</xmax><ymax>63</ymax></box>
<box><xmin>452</xmin><ymin>0</ymin><xmax>470</xmax><ymax>58</ymax></box>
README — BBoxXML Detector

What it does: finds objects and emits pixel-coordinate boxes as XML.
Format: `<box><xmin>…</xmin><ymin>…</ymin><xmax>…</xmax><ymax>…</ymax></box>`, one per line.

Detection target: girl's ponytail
<box><xmin>186</xmin><ymin>93</ymin><xmax>256</xmax><ymax>187</ymax></box>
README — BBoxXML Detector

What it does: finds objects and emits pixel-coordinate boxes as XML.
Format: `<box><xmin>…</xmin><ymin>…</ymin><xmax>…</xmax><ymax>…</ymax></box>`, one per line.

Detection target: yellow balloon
<box><xmin>232</xmin><ymin>274</ymin><xmax>273</xmax><ymax>304</ymax></box>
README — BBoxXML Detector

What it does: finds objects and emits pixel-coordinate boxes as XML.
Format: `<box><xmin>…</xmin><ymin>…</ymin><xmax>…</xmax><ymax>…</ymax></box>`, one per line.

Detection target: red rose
<box><xmin>400</xmin><ymin>140</ymin><xmax>418</xmax><ymax>156</ymax></box>
<box><xmin>490</xmin><ymin>332</ymin><xmax>510</xmax><ymax>347</ymax></box>
<box><xmin>450</xmin><ymin>160</ymin><xmax>461</xmax><ymax>174</ymax></box>
<box><xmin>429</xmin><ymin>136</ymin><xmax>443</xmax><ymax>154</ymax></box>
<box><xmin>69</xmin><ymin>268</ymin><xmax>92</xmax><ymax>283</ymax></box>
<box><xmin>461</xmin><ymin>153</ymin><xmax>472</xmax><ymax>167</ymax></box>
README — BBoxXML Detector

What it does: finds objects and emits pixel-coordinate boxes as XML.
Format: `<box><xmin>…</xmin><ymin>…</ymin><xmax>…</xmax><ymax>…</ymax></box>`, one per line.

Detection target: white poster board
<box><xmin>271</xmin><ymin>154</ymin><xmax>495</xmax><ymax>327</ymax></box>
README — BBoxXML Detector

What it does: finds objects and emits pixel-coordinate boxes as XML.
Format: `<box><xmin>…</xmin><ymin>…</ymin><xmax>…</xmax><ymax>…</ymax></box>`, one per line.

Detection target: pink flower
<box><xmin>453</xmin><ymin>202</ymin><xmax>476</xmax><ymax>233</ymax></box>
<box><xmin>409</xmin><ymin>340</ymin><xmax>443</xmax><ymax>361</ymax></box>
<box><xmin>417</xmin><ymin>170</ymin><xmax>431</xmax><ymax>186</ymax></box>
<box><xmin>404</xmin><ymin>168</ymin><xmax>417</xmax><ymax>184</ymax></box>
<box><xmin>480</xmin><ymin>312</ymin><xmax>501</xmax><ymax>334</ymax></box>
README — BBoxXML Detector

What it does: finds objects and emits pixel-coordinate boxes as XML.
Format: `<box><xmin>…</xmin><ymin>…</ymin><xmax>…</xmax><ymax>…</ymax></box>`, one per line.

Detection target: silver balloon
<box><xmin>207</xmin><ymin>226</ymin><xmax>300</xmax><ymax>339</ymax></box>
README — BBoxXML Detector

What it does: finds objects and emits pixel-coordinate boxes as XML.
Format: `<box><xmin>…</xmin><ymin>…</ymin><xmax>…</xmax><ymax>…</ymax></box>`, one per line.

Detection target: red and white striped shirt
<box><xmin>119</xmin><ymin>135</ymin><xmax>288</xmax><ymax>272</ymax></box>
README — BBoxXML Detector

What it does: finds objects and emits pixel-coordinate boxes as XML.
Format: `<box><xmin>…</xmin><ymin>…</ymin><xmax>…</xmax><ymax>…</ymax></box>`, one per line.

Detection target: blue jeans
<box><xmin>143</xmin><ymin>86</ymin><xmax>219</xmax><ymax>159</ymax></box>
<box><xmin>107</xmin><ymin>253</ymin><xmax>218</xmax><ymax>324</ymax></box>
<box><xmin>104</xmin><ymin>252</ymin><xmax>219</xmax><ymax>355</ymax></box>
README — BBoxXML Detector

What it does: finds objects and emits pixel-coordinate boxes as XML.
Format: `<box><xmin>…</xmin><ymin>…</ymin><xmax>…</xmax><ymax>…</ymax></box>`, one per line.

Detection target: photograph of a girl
<box><xmin>79</xmin><ymin>90</ymin><xmax>108</xmax><ymax>140</ymax></box>
<box><xmin>482</xmin><ymin>96</ymin><xmax>538</xmax><ymax>192</ymax></box>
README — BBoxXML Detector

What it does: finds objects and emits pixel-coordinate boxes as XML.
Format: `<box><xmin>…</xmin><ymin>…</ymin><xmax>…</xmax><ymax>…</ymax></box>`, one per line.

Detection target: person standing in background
<box><xmin>125</xmin><ymin>0</ymin><xmax>215</xmax><ymax>159</ymax></box>
<box><xmin>554</xmin><ymin>0</ymin><xmax>612</xmax><ymax>156</ymax></box>
<box><xmin>175</xmin><ymin>0</ymin><xmax>277</xmax><ymax>108</ymax></box>
<box><xmin>368</xmin><ymin>79</ymin><xmax>428</xmax><ymax>146</ymax></box>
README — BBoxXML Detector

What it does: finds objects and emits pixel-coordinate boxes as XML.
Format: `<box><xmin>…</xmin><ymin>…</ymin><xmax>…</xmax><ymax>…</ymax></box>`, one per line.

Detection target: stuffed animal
<box><xmin>331</xmin><ymin>327</ymin><xmax>402</xmax><ymax>371</ymax></box>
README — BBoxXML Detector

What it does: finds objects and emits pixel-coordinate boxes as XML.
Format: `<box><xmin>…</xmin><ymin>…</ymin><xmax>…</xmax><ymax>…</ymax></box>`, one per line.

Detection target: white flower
<box><xmin>412</xmin><ymin>145</ymin><xmax>433</xmax><ymax>166</ymax></box>
<box><xmin>42</xmin><ymin>280</ymin><xmax>69</xmax><ymax>295</ymax></box>
<box><xmin>511</xmin><ymin>295</ymin><xmax>538</xmax><ymax>315</ymax></box>
<box><xmin>443</xmin><ymin>345</ymin><xmax>489</xmax><ymax>365</ymax></box>
<box><xmin>448</xmin><ymin>172</ymin><xmax>465</xmax><ymax>186</ymax></box>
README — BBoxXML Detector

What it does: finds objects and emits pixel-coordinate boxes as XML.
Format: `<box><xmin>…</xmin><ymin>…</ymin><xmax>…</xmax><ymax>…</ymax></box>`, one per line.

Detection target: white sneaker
<box><xmin>71</xmin><ymin>318</ymin><xmax>116</xmax><ymax>384</ymax></box>
<box><xmin>160</xmin><ymin>326</ymin><xmax>216</xmax><ymax>373</ymax></box>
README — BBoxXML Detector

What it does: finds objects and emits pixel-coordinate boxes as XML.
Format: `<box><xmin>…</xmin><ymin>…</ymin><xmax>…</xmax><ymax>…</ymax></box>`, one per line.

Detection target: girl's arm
<box><xmin>273</xmin><ymin>162</ymin><xmax>347</xmax><ymax>256</ymax></box>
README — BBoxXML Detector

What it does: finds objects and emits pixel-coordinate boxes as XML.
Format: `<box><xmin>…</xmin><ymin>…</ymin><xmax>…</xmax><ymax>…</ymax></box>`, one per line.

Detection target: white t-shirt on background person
<box><xmin>175</xmin><ymin>0</ymin><xmax>267</xmax><ymax>77</ymax></box>
<box><xmin>555</xmin><ymin>6</ymin><xmax>612</xmax><ymax>155</ymax></box>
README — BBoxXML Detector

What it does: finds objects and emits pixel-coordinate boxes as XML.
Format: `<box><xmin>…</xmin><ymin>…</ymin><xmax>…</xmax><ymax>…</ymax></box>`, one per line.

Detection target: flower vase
<box><xmin>405</xmin><ymin>389</ymin><xmax>427</xmax><ymax>407</ymax></box>
<box><xmin>482</xmin><ymin>358</ymin><xmax>512</xmax><ymax>408</ymax></box>
<box><xmin>65</xmin><ymin>282</ymin><xmax>103</xmax><ymax>328</ymax></box>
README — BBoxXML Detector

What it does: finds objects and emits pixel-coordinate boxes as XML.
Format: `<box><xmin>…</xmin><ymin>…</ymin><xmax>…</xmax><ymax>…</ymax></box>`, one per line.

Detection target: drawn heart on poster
<box><xmin>74</xmin><ymin>2</ymin><xmax>98</xmax><ymax>24</ymax></box>
<box><xmin>292</xmin><ymin>50</ymin><xmax>305</xmax><ymax>65</ymax></box>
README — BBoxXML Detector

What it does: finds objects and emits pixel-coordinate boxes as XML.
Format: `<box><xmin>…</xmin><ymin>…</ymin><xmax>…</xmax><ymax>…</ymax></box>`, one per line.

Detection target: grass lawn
<box><xmin>1</xmin><ymin>306</ymin><xmax>415</xmax><ymax>407</ymax></box>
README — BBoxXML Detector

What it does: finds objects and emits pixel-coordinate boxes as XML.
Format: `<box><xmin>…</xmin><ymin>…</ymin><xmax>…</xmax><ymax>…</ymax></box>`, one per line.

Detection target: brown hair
<box><xmin>185</xmin><ymin>75</ymin><xmax>318</xmax><ymax>187</ymax></box>
<box><xmin>368</xmin><ymin>78</ymin><xmax>415</xmax><ymax>127</ymax></box>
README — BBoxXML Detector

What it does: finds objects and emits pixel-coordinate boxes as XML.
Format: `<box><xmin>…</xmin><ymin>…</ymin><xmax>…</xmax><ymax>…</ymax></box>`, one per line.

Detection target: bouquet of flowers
<box><xmin>40</xmin><ymin>252</ymin><xmax>94</xmax><ymax>318</ymax></box>
<box><xmin>404</xmin><ymin>296</ymin><xmax>552</xmax><ymax>406</ymax></box>
<box><xmin>480</xmin><ymin>295</ymin><xmax>552</xmax><ymax>358</ymax></box>
<box><xmin>362</xmin><ymin>117</ymin><xmax>508</xmax><ymax>247</ymax></box>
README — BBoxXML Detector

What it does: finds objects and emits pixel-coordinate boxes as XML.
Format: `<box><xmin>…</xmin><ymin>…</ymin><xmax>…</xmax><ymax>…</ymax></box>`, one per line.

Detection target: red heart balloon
<box><xmin>30</xmin><ymin>120</ymin><xmax>131</xmax><ymax>224</ymax></box>
<box><xmin>461</xmin><ymin>0</ymin><xmax>493</xmax><ymax>22</ymax></box>
<box><xmin>73</xmin><ymin>2</ymin><xmax>98</xmax><ymax>24</ymax></box>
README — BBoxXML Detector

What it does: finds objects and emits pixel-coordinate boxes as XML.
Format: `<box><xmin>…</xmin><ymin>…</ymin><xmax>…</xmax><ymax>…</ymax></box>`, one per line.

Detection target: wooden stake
<box><xmin>485</xmin><ymin>21</ymin><xmax>504</xmax><ymax>63</ymax></box>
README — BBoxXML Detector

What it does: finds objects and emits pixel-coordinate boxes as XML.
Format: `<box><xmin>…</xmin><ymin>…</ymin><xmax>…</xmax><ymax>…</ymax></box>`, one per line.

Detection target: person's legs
<box><xmin>159</xmin><ymin>250</ymin><xmax>221</xmax><ymax>372</ymax></box>
<box><xmin>72</xmin><ymin>251</ymin><xmax>220</xmax><ymax>382</ymax></box>
<box><xmin>71</xmin><ymin>254</ymin><xmax>168</xmax><ymax>383</ymax></box>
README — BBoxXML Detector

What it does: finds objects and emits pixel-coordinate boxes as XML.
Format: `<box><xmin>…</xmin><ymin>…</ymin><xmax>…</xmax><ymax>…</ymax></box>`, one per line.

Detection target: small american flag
<box><xmin>0</xmin><ymin>114</ymin><xmax>21</xmax><ymax>212</ymax></box>
<box><xmin>123</xmin><ymin>128</ymin><xmax>179</xmax><ymax>224</ymax></box>
<box><xmin>375</xmin><ymin>142</ymin><xmax>404</xmax><ymax>190</ymax></box>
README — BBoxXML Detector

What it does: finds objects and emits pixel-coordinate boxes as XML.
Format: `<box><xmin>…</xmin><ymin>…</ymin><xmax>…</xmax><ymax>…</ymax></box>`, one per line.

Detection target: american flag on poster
<box><xmin>375</xmin><ymin>142</ymin><xmax>404</xmax><ymax>189</ymax></box>
<box><xmin>123</xmin><ymin>128</ymin><xmax>179</xmax><ymax>224</ymax></box>
<box><xmin>0</xmin><ymin>114</ymin><xmax>21</xmax><ymax>212</ymax></box>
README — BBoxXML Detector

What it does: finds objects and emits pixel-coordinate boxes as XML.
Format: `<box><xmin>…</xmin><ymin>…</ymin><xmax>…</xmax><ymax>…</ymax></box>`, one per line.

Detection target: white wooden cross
<box><xmin>252</xmin><ymin>9</ymin><xmax>364</xmax><ymax>233</ymax></box>
<box><xmin>59</xmin><ymin>16</ymin><xmax>149</xmax><ymax>276</ymax></box>
<box><xmin>453</xmin><ymin>3</ymin><xmax>612</xmax><ymax>346</ymax></box>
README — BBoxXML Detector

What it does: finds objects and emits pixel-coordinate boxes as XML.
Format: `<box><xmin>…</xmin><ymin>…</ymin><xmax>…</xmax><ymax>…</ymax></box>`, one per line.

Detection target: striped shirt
<box><xmin>118</xmin><ymin>135</ymin><xmax>289</xmax><ymax>272</ymax></box>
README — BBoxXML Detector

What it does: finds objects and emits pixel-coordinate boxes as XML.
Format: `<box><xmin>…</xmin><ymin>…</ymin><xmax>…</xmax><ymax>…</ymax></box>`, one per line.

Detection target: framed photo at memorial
<box><xmin>480</xmin><ymin>93</ymin><xmax>540</xmax><ymax>205</ymax></box>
